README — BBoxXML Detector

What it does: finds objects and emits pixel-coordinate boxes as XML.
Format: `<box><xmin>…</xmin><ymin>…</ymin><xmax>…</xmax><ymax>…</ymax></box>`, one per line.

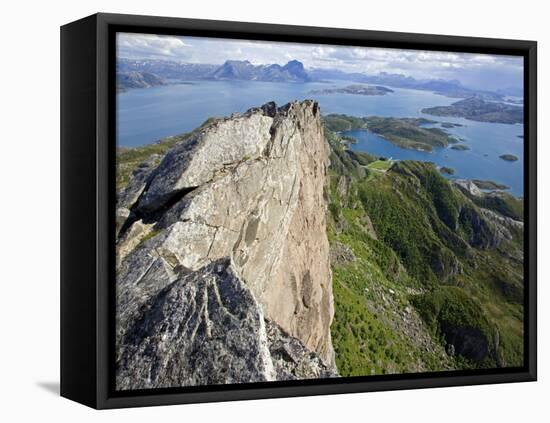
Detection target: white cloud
<box><xmin>117</xmin><ymin>33</ymin><xmax>191</xmax><ymax>60</ymax></box>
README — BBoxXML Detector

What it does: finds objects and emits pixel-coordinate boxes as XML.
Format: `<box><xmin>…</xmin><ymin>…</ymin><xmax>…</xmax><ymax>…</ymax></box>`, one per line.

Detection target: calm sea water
<box><xmin>117</xmin><ymin>80</ymin><xmax>524</xmax><ymax>195</ymax></box>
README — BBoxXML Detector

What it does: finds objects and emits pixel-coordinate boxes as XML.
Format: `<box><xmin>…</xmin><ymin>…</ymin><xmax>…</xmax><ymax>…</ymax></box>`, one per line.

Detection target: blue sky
<box><xmin>117</xmin><ymin>33</ymin><xmax>523</xmax><ymax>92</ymax></box>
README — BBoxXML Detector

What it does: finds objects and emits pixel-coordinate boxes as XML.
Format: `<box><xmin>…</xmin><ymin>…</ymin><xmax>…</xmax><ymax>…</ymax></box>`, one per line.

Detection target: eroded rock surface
<box><xmin>116</xmin><ymin>101</ymin><xmax>336</xmax><ymax>389</ymax></box>
<box><xmin>117</xmin><ymin>259</ymin><xmax>275</xmax><ymax>389</ymax></box>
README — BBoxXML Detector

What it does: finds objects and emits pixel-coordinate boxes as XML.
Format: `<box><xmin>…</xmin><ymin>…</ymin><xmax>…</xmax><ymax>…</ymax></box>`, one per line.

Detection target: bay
<box><xmin>117</xmin><ymin>80</ymin><xmax>524</xmax><ymax>195</ymax></box>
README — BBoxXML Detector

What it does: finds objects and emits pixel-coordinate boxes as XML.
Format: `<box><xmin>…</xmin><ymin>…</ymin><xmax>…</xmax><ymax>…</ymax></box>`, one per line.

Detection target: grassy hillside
<box><xmin>326</xmin><ymin>126</ymin><xmax>524</xmax><ymax>375</ymax></box>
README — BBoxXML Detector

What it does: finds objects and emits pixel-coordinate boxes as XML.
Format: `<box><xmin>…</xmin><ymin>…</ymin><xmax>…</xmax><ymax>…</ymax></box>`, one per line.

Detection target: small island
<box><xmin>441</xmin><ymin>122</ymin><xmax>463</xmax><ymax>128</ymax></box>
<box><xmin>340</xmin><ymin>135</ymin><xmax>358</xmax><ymax>145</ymax></box>
<box><xmin>499</xmin><ymin>154</ymin><xmax>519</xmax><ymax>162</ymax></box>
<box><xmin>310</xmin><ymin>84</ymin><xmax>394</xmax><ymax>96</ymax></box>
<box><xmin>365</xmin><ymin>116</ymin><xmax>461</xmax><ymax>151</ymax></box>
<box><xmin>421</xmin><ymin>97</ymin><xmax>524</xmax><ymax>124</ymax></box>
<box><xmin>439</xmin><ymin>166</ymin><xmax>455</xmax><ymax>175</ymax></box>
<box><xmin>451</xmin><ymin>144</ymin><xmax>470</xmax><ymax>151</ymax></box>
<box><xmin>323</xmin><ymin>114</ymin><xmax>369</xmax><ymax>132</ymax></box>
<box><xmin>323</xmin><ymin>114</ymin><xmax>457</xmax><ymax>152</ymax></box>
<box><xmin>472</xmin><ymin>180</ymin><xmax>509</xmax><ymax>190</ymax></box>
<box><xmin>448</xmin><ymin>135</ymin><xmax>464</xmax><ymax>143</ymax></box>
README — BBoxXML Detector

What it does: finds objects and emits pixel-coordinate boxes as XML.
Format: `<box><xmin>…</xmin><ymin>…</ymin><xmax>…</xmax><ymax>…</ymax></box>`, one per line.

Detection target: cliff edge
<box><xmin>115</xmin><ymin>101</ymin><xmax>336</xmax><ymax>389</ymax></box>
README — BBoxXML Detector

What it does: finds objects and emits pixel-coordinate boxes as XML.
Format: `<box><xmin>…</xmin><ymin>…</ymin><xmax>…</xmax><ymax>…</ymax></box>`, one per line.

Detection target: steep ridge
<box><xmin>115</xmin><ymin>101</ymin><xmax>336</xmax><ymax>389</ymax></box>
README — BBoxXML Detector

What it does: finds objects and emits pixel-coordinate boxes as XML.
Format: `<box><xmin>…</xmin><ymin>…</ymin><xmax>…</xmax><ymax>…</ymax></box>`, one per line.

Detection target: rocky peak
<box><xmin>116</xmin><ymin>101</ymin><xmax>336</xmax><ymax>389</ymax></box>
<box><xmin>453</xmin><ymin>179</ymin><xmax>483</xmax><ymax>197</ymax></box>
<box><xmin>210</xmin><ymin>59</ymin><xmax>310</xmax><ymax>82</ymax></box>
<box><xmin>282</xmin><ymin>60</ymin><xmax>309</xmax><ymax>80</ymax></box>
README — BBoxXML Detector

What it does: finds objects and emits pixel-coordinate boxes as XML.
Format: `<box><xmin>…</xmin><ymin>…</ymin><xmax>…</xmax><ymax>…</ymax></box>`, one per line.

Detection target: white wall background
<box><xmin>1</xmin><ymin>0</ymin><xmax>547</xmax><ymax>420</ymax></box>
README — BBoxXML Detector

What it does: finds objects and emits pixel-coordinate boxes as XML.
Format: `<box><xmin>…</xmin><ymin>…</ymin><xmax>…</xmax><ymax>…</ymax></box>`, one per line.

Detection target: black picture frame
<box><xmin>61</xmin><ymin>12</ymin><xmax>537</xmax><ymax>409</ymax></box>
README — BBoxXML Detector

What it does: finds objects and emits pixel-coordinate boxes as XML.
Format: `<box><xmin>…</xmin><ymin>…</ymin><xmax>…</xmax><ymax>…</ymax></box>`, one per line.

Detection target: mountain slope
<box><xmin>326</xmin><ymin>130</ymin><xmax>524</xmax><ymax>374</ymax></box>
<box><xmin>115</xmin><ymin>102</ymin><xmax>524</xmax><ymax>387</ymax></box>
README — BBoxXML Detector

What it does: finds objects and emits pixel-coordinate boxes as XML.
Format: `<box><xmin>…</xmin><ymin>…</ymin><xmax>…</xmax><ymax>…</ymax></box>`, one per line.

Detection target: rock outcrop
<box><xmin>454</xmin><ymin>179</ymin><xmax>523</xmax><ymax>250</ymax></box>
<box><xmin>116</xmin><ymin>101</ymin><xmax>336</xmax><ymax>389</ymax></box>
<box><xmin>453</xmin><ymin>179</ymin><xmax>483</xmax><ymax>197</ymax></box>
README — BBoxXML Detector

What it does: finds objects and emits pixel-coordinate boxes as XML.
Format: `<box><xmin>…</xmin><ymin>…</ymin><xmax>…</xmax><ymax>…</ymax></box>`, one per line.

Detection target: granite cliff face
<box><xmin>115</xmin><ymin>101</ymin><xmax>336</xmax><ymax>389</ymax></box>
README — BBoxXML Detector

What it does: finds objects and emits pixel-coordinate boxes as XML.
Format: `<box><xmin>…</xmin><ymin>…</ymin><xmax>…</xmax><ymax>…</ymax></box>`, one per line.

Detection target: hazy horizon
<box><xmin>117</xmin><ymin>32</ymin><xmax>523</xmax><ymax>92</ymax></box>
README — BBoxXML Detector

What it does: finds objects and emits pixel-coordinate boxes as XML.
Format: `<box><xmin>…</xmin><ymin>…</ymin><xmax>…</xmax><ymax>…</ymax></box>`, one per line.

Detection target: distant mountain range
<box><xmin>210</xmin><ymin>59</ymin><xmax>311</xmax><ymax>82</ymax></box>
<box><xmin>308</xmin><ymin>69</ymin><xmax>513</xmax><ymax>101</ymax></box>
<box><xmin>116</xmin><ymin>58</ymin><xmax>522</xmax><ymax>102</ymax></box>
<box><xmin>117</xmin><ymin>59</ymin><xmax>217</xmax><ymax>80</ymax></box>
<box><xmin>117</xmin><ymin>58</ymin><xmax>310</xmax><ymax>83</ymax></box>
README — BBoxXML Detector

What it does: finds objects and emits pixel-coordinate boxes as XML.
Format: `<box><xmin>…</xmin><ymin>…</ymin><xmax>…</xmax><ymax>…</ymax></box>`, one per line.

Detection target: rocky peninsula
<box><xmin>422</xmin><ymin>97</ymin><xmax>524</xmax><ymax>124</ymax></box>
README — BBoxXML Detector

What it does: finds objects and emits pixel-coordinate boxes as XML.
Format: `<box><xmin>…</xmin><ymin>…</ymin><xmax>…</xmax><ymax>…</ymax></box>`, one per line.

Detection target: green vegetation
<box><xmin>368</xmin><ymin>160</ymin><xmax>393</xmax><ymax>171</ymax></box>
<box><xmin>357</xmin><ymin>161</ymin><xmax>464</xmax><ymax>283</ymax></box>
<box><xmin>117</xmin><ymin>113</ymin><xmax>525</xmax><ymax>376</ymax></box>
<box><xmin>323</xmin><ymin>114</ymin><xmax>368</xmax><ymax>132</ymax></box>
<box><xmin>325</xmin><ymin>123</ymin><xmax>524</xmax><ymax>374</ymax></box>
<box><xmin>331</xmin><ymin>259</ymin><xmax>451</xmax><ymax>376</ymax></box>
<box><xmin>470</xmin><ymin>192</ymin><xmax>524</xmax><ymax>221</ymax></box>
<box><xmin>325</xmin><ymin>128</ymin><xmax>376</xmax><ymax>181</ymax></box>
<box><xmin>341</xmin><ymin>135</ymin><xmax>358</xmax><ymax>144</ymax></box>
<box><xmin>323</xmin><ymin>113</ymin><xmax>458</xmax><ymax>152</ymax></box>
<box><xmin>323</xmin><ymin>114</ymin><xmax>457</xmax><ymax>151</ymax></box>
<box><xmin>413</xmin><ymin>287</ymin><xmax>493</xmax><ymax>335</ymax></box>
<box><xmin>139</xmin><ymin>229</ymin><xmax>160</xmax><ymax>244</ymax></box>
<box><xmin>411</xmin><ymin>286</ymin><xmax>498</xmax><ymax>365</ymax></box>
<box><xmin>327</xmin><ymin>138</ymin><xmax>451</xmax><ymax>374</ymax></box>
<box><xmin>346</xmin><ymin>150</ymin><xmax>376</xmax><ymax>166</ymax></box>
<box><xmin>365</xmin><ymin>116</ymin><xmax>456</xmax><ymax>151</ymax></box>
<box><xmin>440</xmin><ymin>166</ymin><xmax>455</xmax><ymax>175</ymax></box>
<box><xmin>422</xmin><ymin>97</ymin><xmax>524</xmax><ymax>124</ymax></box>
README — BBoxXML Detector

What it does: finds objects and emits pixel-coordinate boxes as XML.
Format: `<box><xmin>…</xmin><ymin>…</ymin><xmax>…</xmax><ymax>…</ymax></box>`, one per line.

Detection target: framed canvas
<box><xmin>60</xmin><ymin>13</ymin><xmax>537</xmax><ymax>409</ymax></box>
